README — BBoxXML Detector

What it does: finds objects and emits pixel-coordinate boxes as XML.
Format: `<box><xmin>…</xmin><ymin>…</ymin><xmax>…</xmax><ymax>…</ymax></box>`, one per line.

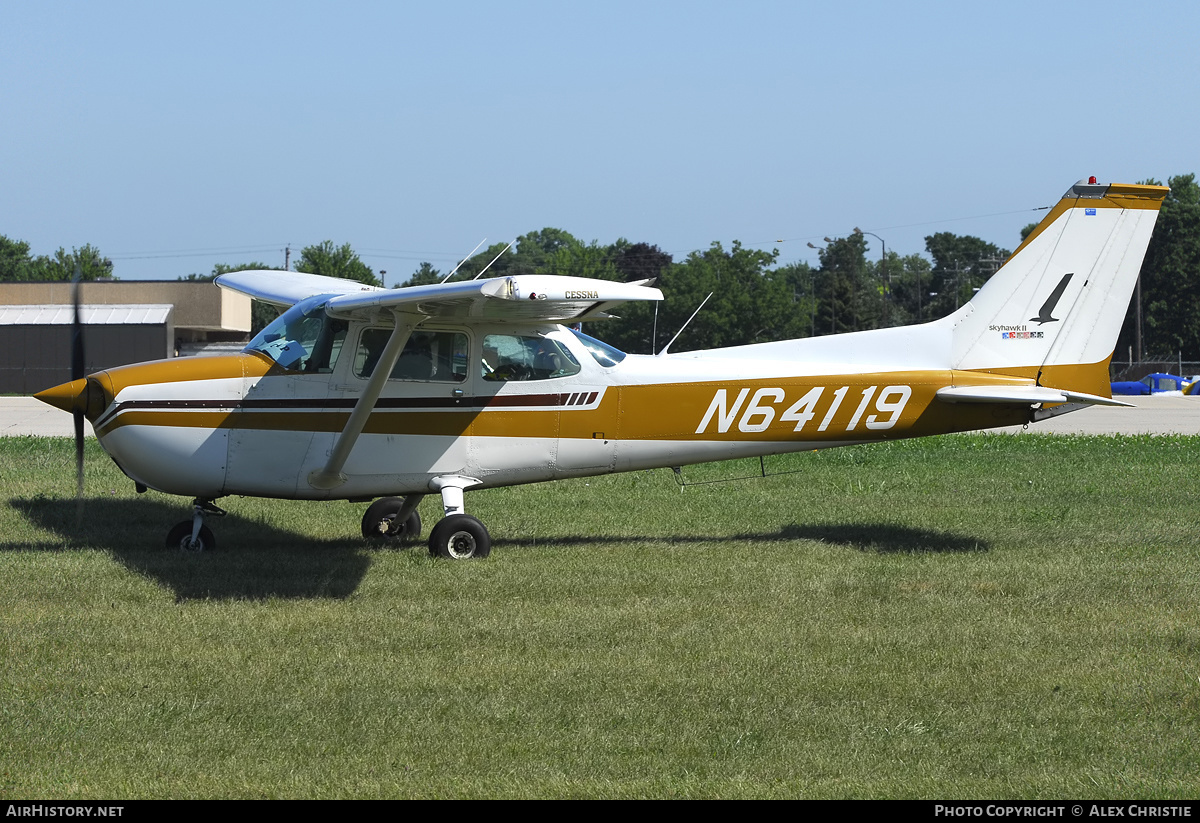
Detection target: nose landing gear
<box><xmin>165</xmin><ymin>499</ymin><xmax>226</xmax><ymax>552</ymax></box>
<box><xmin>361</xmin><ymin>495</ymin><xmax>424</xmax><ymax>542</ymax></box>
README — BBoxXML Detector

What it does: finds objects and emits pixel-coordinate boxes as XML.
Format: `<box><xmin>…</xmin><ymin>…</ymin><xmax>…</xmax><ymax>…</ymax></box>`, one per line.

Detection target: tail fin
<box><xmin>949</xmin><ymin>179</ymin><xmax>1168</xmax><ymax>396</ymax></box>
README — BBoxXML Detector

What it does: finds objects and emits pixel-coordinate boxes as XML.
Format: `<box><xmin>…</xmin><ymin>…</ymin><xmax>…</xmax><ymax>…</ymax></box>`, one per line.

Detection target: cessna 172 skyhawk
<box><xmin>36</xmin><ymin>178</ymin><xmax>1167</xmax><ymax>557</ymax></box>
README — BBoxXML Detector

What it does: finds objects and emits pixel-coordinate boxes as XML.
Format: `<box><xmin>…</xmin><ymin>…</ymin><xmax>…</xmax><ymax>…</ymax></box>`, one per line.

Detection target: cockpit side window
<box><xmin>243</xmin><ymin>296</ymin><xmax>346</xmax><ymax>372</ymax></box>
<box><xmin>481</xmin><ymin>333</ymin><xmax>581</xmax><ymax>382</ymax></box>
<box><xmin>355</xmin><ymin>328</ymin><xmax>469</xmax><ymax>382</ymax></box>
<box><xmin>305</xmin><ymin>317</ymin><xmax>348</xmax><ymax>373</ymax></box>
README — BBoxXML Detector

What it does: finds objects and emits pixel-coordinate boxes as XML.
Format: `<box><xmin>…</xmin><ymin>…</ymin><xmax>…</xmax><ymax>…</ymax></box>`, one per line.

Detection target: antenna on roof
<box><xmin>440</xmin><ymin>238</ymin><xmax>488</xmax><ymax>284</ymax></box>
<box><xmin>658</xmin><ymin>292</ymin><xmax>712</xmax><ymax>356</ymax></box>
<box><xmin>473</xmin><ymin>241</ymin><xmax>514</xmax><ymax>280</ymax></box>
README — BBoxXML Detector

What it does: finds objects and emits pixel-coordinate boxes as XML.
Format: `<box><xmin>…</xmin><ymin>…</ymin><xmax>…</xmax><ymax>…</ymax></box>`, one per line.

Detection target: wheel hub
<box><xmin>446</xmin><ymin>531</ymin><xmax>476</xmax><ymax>558</ymax></box>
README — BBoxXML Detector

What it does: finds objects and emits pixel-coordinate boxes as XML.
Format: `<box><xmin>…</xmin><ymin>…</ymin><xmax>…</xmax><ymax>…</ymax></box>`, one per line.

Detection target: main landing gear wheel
<box><xmin>428</xmin><ymin>514</ymin><xmax>491</xmax><ymax>560</ymax></box>
<box><xmin>166</xmin><ymin>521</ymin><xmax>216</xmax><ymax>552</ymax></box>
<box><xmin>361</xmin><ymin>497</ymin><xmax>422</xmax><ymax>542</ymax></box>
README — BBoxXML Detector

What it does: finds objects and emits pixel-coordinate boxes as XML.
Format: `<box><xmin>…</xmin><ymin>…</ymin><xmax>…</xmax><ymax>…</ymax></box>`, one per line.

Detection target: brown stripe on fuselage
<box><xmin>94</xmin><ymin>368</ymin><xmax>1041</xmax><ymax>443</ymax></box>
<box><xmin>94</xmin><ymin>389</ymin><xmax>599</xmax><ymax>437</ymax></box>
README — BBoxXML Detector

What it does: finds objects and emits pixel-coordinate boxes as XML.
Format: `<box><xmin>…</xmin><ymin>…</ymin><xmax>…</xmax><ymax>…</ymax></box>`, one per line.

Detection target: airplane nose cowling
<box><xmin>34</xmin><ymin>376</ymin><xmax>111</xmax><ymax>422</ymax></box>
<box><xmin>34</xmin><ymin>379</ymin><xmax>88</xmax><ymax>415</ymax></box>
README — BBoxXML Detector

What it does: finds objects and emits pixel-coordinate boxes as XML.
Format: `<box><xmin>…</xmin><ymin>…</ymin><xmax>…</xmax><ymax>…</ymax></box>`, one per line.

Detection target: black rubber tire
<box><xmin>165</xmin><ymin>520</ymin><xmax>216</xmax><ymax>552</ymax></box>
<box><xmin>361</xmin><ymin>497</ymin><xmax>422</xmax><ymax>542</ymax></box>
<box><xmin>428</xmin><ymin>514</ymin><xmax>491</xmax><ymax>559</ymax></box>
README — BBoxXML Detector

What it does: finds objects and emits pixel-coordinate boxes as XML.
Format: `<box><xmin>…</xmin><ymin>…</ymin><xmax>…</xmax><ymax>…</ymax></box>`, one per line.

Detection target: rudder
<box><xmin>948</xmin><ymin>179</ymin><xmax>1168</xmax><ymax>396</ymax></box>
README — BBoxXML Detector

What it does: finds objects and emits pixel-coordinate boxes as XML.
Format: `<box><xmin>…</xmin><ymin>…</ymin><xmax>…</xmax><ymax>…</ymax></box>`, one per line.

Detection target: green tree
<box><xmin>403</xmin><ymin>262</ymin><xmax>442</xmax><ymax>287</ymax></box>
<box><xmin>923</xmin><ymin>232</ymin><xmax>1009</xmax><ymax>319</ymax></box>
<box><xmin>440</xmin><ymin>240</ymin><xmax>520</xmax><ymax>281</ymax></box>
<box><xmin>613</xmin><ymin>241</ymin><xmax>672</xmax><ymax>284</ymax></box>
<box><xmin>450</xmin><ymin>230</ymin><xmax>605</xmax><ymax>282</ymax></box>
<box><xmin>600</xmin><ymin>242</ymin><xmax>676</xmax><ymax>352</ymax></box>
<box><xmin>543</xmin><ymin>239</ymin><xmax>620</xmax><ymax>281</ymax></box>
<box><xmin>643</xmin><ymin>241</ymin><xmax>783</xmax><ymax>352</ymax></box>
<box><xmin>769</xmin><ymin>261</ymin><xmax>818</xmax><ymax>338</ymax></box>
<box><xmin>813</xmin><ymin>233</ymin><xmax>871</xmax><ymax>335</ymax></box>
<box><xmin>0</xmin><ymin>235</ymin><xmax>33</xmax><ymax>281</ymax></box>
<box><xmin>16</xmin><ymin>243</ymin><xmax>115</xmax><ymax>281</ymax></box>
<box><xmin>883</xmin><ymin>252</ymin><xmax>933</xmax><ymax>326</ymax></box>
<box><xmin>294</xmin><ymin>241</ymin><xmax>379</xmax><ymax>286</ymax></box>
<box><xmin>512</xmin><ymin>228</ymin><xmax>580</xmax><ymax>275</ymax></box>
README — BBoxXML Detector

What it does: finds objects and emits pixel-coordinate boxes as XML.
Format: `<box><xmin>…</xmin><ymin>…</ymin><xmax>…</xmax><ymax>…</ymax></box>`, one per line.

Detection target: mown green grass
<box><xmin>1</xmin><ymin>434</ymin><xmax>1198</xmax><ymax>798</ymax></box>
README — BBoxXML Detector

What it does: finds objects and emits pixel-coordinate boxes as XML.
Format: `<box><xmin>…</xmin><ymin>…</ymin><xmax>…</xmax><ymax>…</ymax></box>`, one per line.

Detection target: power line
<box><xmin>107</xmin><ymin>244</ymin><xmax>287</xmax><ymax>261</ymax></box>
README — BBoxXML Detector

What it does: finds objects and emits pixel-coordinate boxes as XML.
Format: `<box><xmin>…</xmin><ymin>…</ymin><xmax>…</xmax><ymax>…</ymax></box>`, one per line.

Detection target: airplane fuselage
<box><xmin>34</xmin><ymin>179</ymin><xmax>1168</xmax><ymax>556</ymax></box>
<box><xmin>83</xmin><ymin>321</ymin><xmax>1032</xmax><ymax>502</ymax></box>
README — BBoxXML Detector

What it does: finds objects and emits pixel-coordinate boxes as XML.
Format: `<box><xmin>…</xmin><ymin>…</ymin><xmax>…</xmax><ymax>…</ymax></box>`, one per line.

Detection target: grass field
<box><xmin>1</xmin><ymin>434</ymin><xmax>1198</xmax><ymax>798</ymax></box>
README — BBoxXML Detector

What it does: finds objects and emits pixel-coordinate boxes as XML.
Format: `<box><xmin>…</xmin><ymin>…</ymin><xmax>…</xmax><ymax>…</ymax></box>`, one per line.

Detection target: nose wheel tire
<box><xmin>428</xmin><ymin>514</ymin><xmax>491</xmax><ymax>559</ymax></box>
<box><xmin>166</xmin><ymin>521</ymin><xmax>216</xmax><ymax>552</ymax></box>
<box><xmin>361</xmin><ymin>497</ymin><xmax>422</xmax><ymax>542</ymax></box>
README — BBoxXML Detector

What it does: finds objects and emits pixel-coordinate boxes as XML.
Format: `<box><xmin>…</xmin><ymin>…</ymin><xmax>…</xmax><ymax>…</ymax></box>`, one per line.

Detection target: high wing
<box><xmin>214</xmin><ymin>270</ymin><xmax>380</xmax><ymax>308</ymax></box>
<box><xmin>215</xmin><ymin>269</ymin><xmax>663</xmax><ymax>492</ymax></box>
<box><xmin>216</xmin><ymin>270</ymin><xmax>663</xmax><ymax>322</ymax></box>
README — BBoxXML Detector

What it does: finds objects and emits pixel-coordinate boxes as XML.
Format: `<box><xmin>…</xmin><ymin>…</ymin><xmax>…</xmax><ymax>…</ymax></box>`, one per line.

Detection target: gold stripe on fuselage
<box><xmin>93</xmin><ymin>364</ymin><xmax>1040</xmax><ymax>444</ymax></box>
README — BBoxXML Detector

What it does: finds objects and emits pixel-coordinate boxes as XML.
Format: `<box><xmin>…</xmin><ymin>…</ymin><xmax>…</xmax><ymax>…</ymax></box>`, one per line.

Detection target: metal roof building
<box><xmin>0</xmin><ymin>280</ymin><xmax>253</xmax><ymax>394</ymax></box>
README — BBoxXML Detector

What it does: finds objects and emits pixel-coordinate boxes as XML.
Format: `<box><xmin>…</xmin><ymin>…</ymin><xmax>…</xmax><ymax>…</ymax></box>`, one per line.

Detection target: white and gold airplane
<box><xmin>36</xmin><ymin>179</ymin><xmax>1167</xmax><ymax>557</ymax></box>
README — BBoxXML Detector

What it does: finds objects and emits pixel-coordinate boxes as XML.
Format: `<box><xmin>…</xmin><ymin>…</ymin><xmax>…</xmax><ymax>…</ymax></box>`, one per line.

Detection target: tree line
<box><xmin>396</xmin><ymin>228</ymin><xmax>1016</xmax><ymax>356</ymax></box>
<box><xmin>0</xmin><ymin>239</ymin><xmax>113</xmax><ymax>281</ymax></box>
<box><xmin>3</xmin><ymin>173</ymin><xmax>1198</xmax><ymax>359</ymax></box>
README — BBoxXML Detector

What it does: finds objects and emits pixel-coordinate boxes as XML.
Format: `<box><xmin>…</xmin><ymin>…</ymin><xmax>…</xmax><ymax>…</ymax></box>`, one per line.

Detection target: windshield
<box><xmin>243</xmin><ymin>295</ymin><xmax>347</xmax><ymax>372</ymax></box>
<box><xmin>569</xmin><ymin>328</ymin><xmax>626</xmax><ymax>367</ymax></box>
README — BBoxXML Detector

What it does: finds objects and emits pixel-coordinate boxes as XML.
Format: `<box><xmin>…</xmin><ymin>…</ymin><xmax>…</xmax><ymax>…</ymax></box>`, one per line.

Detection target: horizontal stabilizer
<box><xmin>936</xmin><ymin>385</ymin><xmax>1133</xmax><ymax>407</ymax></box>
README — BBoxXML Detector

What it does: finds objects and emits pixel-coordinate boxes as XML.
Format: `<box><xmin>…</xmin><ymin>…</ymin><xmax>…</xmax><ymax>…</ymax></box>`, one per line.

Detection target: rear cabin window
<box><xmin>355</xmin><ymin>329</ymin><xmax>469</xmax><ymax>382</ymax></box>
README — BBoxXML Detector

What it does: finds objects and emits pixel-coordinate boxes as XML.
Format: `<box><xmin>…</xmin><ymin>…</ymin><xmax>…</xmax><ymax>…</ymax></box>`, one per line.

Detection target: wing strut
<box><xmin>309</xmin><ymin>311</ymin><xmax>418</xmax><ymax>490</ymax></box>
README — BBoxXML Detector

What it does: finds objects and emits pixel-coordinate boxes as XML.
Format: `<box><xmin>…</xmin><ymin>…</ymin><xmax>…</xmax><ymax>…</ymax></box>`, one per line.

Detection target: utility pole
<box><xmin>917</xmin><ymin>265</ymin><xmax>922</xmax><ymax>323</ymax></box>
<box><xmin>854</xmin><ymin>228</ymin><xmax>887</xmax><ymax>328</ymax></box>
<box><xmin>285</xmin><ymin>245</ymin><xmax>291</xmax><ymax>271</ymax></box>
<box><xmin>807</xmin><ymin>241</ymin><xmax>824</xmax><ymax>337</ymax></box>
<box><xmin>1136</xmin><ymin>274</ymin><xmax>1143</xmax><ymax>362</ymax></box>
<box><xmin>978</xmin><ymin>256</ymin><xmax>1006</xmax><ymax>278</ymax></box>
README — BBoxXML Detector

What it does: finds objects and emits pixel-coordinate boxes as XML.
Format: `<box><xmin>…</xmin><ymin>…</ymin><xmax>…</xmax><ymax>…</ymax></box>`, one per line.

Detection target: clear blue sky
<box><xmin>2</xmin><ymin>0</ymin><xmax>1196</xmax><ymax>283</ymax></box>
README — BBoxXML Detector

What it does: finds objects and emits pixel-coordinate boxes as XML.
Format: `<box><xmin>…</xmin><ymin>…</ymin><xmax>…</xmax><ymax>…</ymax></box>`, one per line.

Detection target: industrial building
<box><xmin>0</xmin><ymin>280</ymin><xmax>252</xmax><ymax>394</ymax></box>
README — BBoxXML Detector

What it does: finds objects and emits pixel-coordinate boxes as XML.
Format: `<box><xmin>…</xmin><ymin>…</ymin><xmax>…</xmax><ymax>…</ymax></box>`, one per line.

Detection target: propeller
<box><xmin>71</xmin><ymin>263</ymin><xmax>85</xmax><ymax>518</ymax></box>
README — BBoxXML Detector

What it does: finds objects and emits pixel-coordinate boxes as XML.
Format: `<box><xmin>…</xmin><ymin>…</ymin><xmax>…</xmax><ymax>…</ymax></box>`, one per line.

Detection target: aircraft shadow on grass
<box><xmin>779</xmin><ymin>522</ymin><xmax>989</xmax><ymax>554</ymax></box>
<box><xmin>8</xmin><ymin>497</ymin><xmax>988</xmax><ymax>601</ymax></box>
<box><xmin>7</xmin><ymin>496</ymin><xmax>374</xmax><ymax>602</ymax></box>
<box><xmin>491</xmin><ymin>522</ymin><xmax>989</xmax><ymax>554</ymax></box>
